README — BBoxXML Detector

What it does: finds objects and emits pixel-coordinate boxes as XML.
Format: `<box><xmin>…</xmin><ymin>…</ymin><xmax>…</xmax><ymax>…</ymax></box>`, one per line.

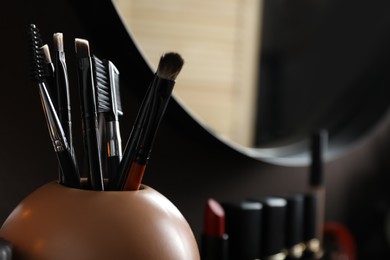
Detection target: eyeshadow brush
<box><xmin>29</xmin><ymin>24</ymin><xmax>80</xmax><ymax>188</ymax></box>
<box><xmin>123</xmin><ymin>52</ymin><xmax>184</xmax><ymax>191</ymax></box>
<box><xmin>93</xmin><ymin>56</ymin><xmax>123</xmax><ymax>182</ymax></box>
<box><xmin>109</xmin><ymin>53</ymin><xmax>183</xmax><ymax>191</ymax></box>
<box><xmin>75</xmin><ymin>38</ymin><xmax>104</xmax><ymax>191</ymax></box>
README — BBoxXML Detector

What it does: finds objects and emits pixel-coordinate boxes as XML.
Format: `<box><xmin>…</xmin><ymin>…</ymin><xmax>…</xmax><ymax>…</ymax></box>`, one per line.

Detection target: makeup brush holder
<box><xmin>0</xmin><ymin>182</ymin><xmax>200</xmax><ymax>260</ymax></box>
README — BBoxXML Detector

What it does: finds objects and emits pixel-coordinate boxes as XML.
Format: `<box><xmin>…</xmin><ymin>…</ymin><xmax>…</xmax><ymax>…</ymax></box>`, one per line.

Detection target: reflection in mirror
<box><xmin>113</xmin><ymin>0</ymin><xmax>263</xmax><ymax>147</ymax></box>
<box><xmin>112</xmin><ymin>0</ymin><xmax>390</xmax><ymax>164</ymax></box>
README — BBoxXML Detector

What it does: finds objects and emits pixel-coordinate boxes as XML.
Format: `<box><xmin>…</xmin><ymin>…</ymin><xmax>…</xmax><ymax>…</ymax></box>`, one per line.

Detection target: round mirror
<box><xmin>111</xmin><ymin>0</ymin><xmax>390</xmax><ymax>165</ymax></box>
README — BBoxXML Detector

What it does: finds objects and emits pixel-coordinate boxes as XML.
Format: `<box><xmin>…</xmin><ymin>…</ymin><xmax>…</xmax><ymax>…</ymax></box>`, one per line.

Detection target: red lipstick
<box><xmin>201</xmin><ymin>198</ymin><xmax>229</xmax><ymax>260</ymax></box>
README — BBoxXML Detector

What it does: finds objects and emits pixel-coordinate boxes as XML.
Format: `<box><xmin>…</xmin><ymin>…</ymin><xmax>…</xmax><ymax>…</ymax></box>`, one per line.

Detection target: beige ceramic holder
<box><xmin>0</xmin><ymin>182</ymin><xmax>200</xmax><ymax>260</ymax></box>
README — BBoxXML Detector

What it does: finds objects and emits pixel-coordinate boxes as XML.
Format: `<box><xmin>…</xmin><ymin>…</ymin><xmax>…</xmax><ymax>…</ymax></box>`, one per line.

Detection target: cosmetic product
<box><xmin>302</xmin><ymin>193</ymin><xmax>322</xmax><ymax>260</ymax></box>
<box><xmin>41</xmin><ymin>43</ymin><xmax>64</xmax><ymax>184</ymax></box>
<box><xmin>307</xmin><ymin>129</ymin><xmax>328</xmax><ymax>259</ymax></box>
<box><xmin>53</xmin><ymin>33</ymin><xmax>77</xmax><ymax>171</ymax></box>
<box><xmin>201</xmin><ymin>198</ymin><xmax>228</xmax><ymax>260</ymax></box>
<box><xmin>248</xmin><ymin>197</ymin><xmax>287</xmax><ymax>260</ymax></box>
<box><xmin>92</xmin><ymin>56</ymin><xmax>123</xmax><ymax>182</ymax></box>
<box><xmin>75</xmin><ymin>38</ymin><xmax>104</xmax><ymax>191</ymax></box>
<box><xmin>107</xmin><ymin>74</ymin><xmax>155</xmax><ymax>191</ymax></box>
<box><xmin>284</xmin><ymin>194</ymin><xmax>305</xmax><ymax>260</ymax></box>
<box><xmin>121</xmin><ymin>53</ymin><xmax>184</xmax><ymax>191</ymax></box>
<box><xmin>222</xmin><ymin>201</ymin><xmax>262</xmax><ymax>260</ymax></box>
<box><xmin>40</xmin><ymin>44</ymin><xmax>55</xmax><ymax>92</ymax></box>
<box><xmin>29</xmin><ymin>24</ymin><xmax>80</xmax><ymax>188</ymax></box>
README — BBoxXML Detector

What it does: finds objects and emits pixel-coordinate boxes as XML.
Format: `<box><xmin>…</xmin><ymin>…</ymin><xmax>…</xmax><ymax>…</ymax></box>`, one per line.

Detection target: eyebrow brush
<box><xmin>75</xmin><ymin>38</ymin><xmax>104</xmax><ymax>191</ymax></box>
<box><xmin>93</xmin><ymin>56</ymin><xmax>123</xmax><ymax>182</ymax></box>
<box><xmin>53</xmin><ymin>33</ymin><xmax>76</xmax><ymax>167</ymax></box>
<box><xmin>29</xmin><ymin>24</ymin><xmax>80</xmax><ymax>188</ymax></box>
<box><xmin>123</xmin><ymin>52</ymin><xmax>184</xmax><ymax>191</ymax></box>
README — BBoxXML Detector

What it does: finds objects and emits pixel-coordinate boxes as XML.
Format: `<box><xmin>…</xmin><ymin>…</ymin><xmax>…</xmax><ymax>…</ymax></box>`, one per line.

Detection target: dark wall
<box><xmin>1</xmin><ymin>1</ymin><xmax>390</xmax><ymax>259</ymax></box>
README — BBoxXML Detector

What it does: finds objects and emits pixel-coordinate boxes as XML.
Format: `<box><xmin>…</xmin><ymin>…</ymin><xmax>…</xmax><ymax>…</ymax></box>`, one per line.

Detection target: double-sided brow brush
<box><xmin>29</xmin><ymin>24</ymin><xmax>80</xmax><ymax>188</ymax></box>
<box><xmin>123</xmin><ymin>53</ymin><xmax>184</xmax><ymax>191</ymax></box>
<box><xmin>75</xmin><ymin>38</ymin><xmax>104</xmax><ymax>191</ymax></box>
<box><xmin>93</xmin><ymin>56</ymin><xmax>123</xmax><ymax>182</ymax></box>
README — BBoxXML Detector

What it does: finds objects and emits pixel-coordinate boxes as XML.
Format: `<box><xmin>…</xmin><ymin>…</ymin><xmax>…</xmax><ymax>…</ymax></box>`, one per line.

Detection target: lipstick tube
<box><xmin>222</xmin><ymin>201</ymin><xmax>263</xmax><ymax>259</ymax></box>
<box><xmin>201</xmin><ymin>198</ymin><xmax>228</xmax><ymax>260</ymax></box>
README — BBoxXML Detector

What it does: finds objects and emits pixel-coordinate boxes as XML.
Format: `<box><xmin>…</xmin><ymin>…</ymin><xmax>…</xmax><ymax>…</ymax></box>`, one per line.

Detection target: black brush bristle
<box><xmin>92</xmin><ymin>56</ymin><xmax>111</xmax><ymax>113</ymax></box>
<box><xmin>28</xmin><ymin>24</ymin><xmax>46</xmax><ymax>83</ymax></box>
<box><xmin>156</xmin><ymin>52</ymin><xmax>184</xmax><ymax>81</ymax></box>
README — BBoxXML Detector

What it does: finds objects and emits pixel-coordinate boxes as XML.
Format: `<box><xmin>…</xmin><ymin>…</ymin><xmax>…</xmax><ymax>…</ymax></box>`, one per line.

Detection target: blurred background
<box><xmin>1</xmin><ymin>0</ymin><xmax>390</xmax><ymax>259</ymax></box>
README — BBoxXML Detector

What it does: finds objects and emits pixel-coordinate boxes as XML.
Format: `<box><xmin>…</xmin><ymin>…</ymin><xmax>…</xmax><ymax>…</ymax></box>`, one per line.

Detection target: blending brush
<box><xmin>122</xmin><ymin>52</ymin><xmax>184</xmax><ymax>191</ymax></box>
<box><xmin>75</xmin><ymin>38</ymin><xmax>104</xmax><ymax>191</ymax></box>
<box><xmin>109</xmin><ymin>52</ymin><xmax>183</xmax><ymax>191</ymax></box>
<box><xmin>29</xmin><ymin>24</ymin><xmax>80</xmax><ymax>188</ymax></box>
<box><xmin>92</xmin><ymin>56</ymin><xmax>123</xmax><ymax>182</ymax></box>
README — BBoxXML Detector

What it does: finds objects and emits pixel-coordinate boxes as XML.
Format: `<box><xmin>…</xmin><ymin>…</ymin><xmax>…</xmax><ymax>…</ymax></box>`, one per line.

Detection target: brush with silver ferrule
<box><xmin>122</xmin><ymin>52</ymin><xmax>184</xmax><ymax>191</ymax></box>
<box><xmin>53</xmin><ymin>33</ymin><xmax>76</xmax><ymax>167</ymax></box>
<box><xmin>93</xmin><ymin>56</ymin><xmax>123</xmax><ymax>183</ymax></box>
<box><xmin>29</xmin><ymin>24</ymin><xmax>80</xmax><ymax>188</ymax></box>
<box><xmin>75</xmin><ymin>38</ymin><xmax>104</xmax><ymax>191</ymax></box>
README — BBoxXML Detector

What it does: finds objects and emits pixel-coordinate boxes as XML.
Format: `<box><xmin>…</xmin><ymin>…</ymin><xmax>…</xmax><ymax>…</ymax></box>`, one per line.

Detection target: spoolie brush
<box><xmin>28</xmin><ymin>24</ymin><xmax>80</xmax><ymax>188</ymax></box>
<box><xmin>122</xmin><ymin>52</ymin><xmax>184</xmax><ymax>191</ymax></box>
<box><xmin>93</xmin><ymin>56</ymin><xmax>123</xmax><ymax>183</ymax></box>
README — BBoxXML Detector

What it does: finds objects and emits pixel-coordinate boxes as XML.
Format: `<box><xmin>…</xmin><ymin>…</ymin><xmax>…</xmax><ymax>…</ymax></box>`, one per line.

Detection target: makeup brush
<box><xmin>107</xmin><ymin>74</ymin><xmax>156</xmax><ymax>190</ymax></box>
<box><xmin>40</xmin><ymin>44</ymin><xmax>57</xmax><ymax>106</ymax></box>
<box><xmin>75</xmin><ymin>38</ymin><xmax>104</xmax><ymax>191</ymax></box>
<box><xmin>53</xmin><ymin>33</ymin><xmax>76</xmax><ymax>164</ymax></box>
<box><xmin>41</xmin><ymin>44</ymin><xmax>55</xmax><ymax>81</ymax></box>
<box><xmin>201</xmin><ymin>198</ymin><xmax>228</xmax><ymax>260</ymax></box>
<box><xmin>41</xmin><ymin>43</ymin><xmax>64</xmax><ymax>184</ymax></box>
<box><xmin>93</xmin><ymin>56</ymin><xmax>123</xmax><ymax>182</ymax></box>
<box><xmin>109</xmin><ymin>53</ymin><xmax>183</xmax><ymax>191</ymax></box>
<box><xmin>29</xmin><ymin>24</ymin><xmax>80</xmax><ymax>188</ymax></box>
<box><xmin>123</xmin><ymin>52</ymin><xmax>184</xmax><ymax>191</ymax></box>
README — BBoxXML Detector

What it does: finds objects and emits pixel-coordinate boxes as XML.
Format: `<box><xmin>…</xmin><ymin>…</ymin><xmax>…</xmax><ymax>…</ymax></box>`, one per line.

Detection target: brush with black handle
<box><xmin>93</xmin><ymin>56</ymin><xmax>123</xmax><ymax>183</ymax></box>
<box><xmin>123</xmin><ymin>52</ymin><xmax>184</xmax><ymax>191</ymax></box>
<box><xmin>109</xmin><ymin>53</ymin><xmax>183</xmax><ymax>191</ymax></box>
<box><xmin>41</xmin><ymin>43</ymin><xmax>64</xmax><ymax>183</ymax></box>
<box><xmin>29</xmin><ymin>24</ymin><xmax>80</xmax><ymax>188</ymax></box>
<box><xmin>53</xmin><ymin>33</ymin><xmax>78</xmax><ymax>177</ymax></box>
<box><xmin>75</xmin><ymin>38</ymin><xmax>104</xmax><ymax>191</ymax></box>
